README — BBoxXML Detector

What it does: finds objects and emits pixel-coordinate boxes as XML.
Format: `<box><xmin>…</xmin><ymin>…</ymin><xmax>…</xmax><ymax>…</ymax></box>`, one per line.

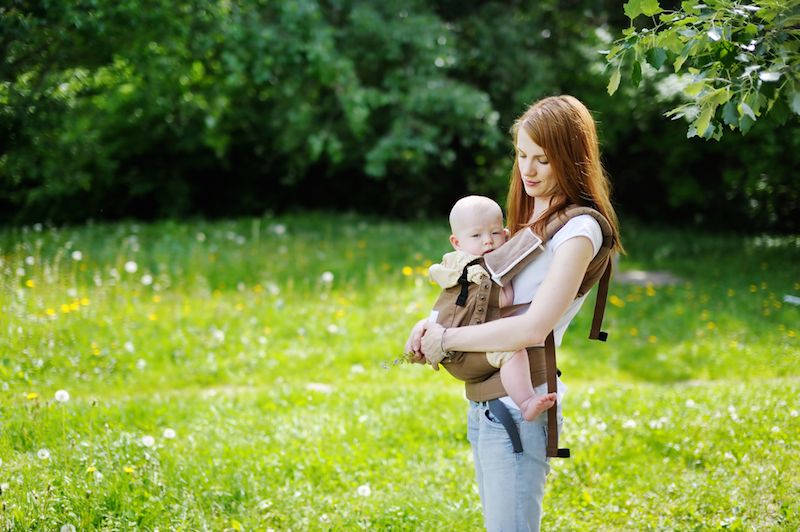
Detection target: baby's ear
<box><xmin>503</xmin><ymin>228</ymin><xmax>511</xmax><ymax>238</ymax></box>
<box><xmin>449</xmin><ymin>234</ymin><xmax>459</xmax><ymax>249</ymax></box>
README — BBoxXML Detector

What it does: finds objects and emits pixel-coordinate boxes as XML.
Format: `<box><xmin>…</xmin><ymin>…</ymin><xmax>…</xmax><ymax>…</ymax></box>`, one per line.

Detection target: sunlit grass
<box><xmin>1</xmin><ymin>212</ymin><xmax>798</xmax><ymax>529</ymax></box>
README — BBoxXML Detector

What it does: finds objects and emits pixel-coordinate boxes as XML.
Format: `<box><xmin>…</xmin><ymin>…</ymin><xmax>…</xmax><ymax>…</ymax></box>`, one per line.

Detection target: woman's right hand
<box><xmin>404</xmin><ymin>318</ymin><xmax>429</xmax><ymax>363</ymax></box>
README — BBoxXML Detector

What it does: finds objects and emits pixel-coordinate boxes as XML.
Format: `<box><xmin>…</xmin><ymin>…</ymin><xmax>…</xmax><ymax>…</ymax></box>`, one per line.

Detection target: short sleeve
<box><xmin>550</xmin><ymin>215</ymin><xmax>603</xmax><ymax>258</ymax></box>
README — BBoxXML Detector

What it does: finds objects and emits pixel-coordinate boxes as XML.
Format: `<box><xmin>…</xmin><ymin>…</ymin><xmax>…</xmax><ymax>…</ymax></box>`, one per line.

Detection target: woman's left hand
<box><xmin>420</xmin><ymin>322</ymin><xmax>447</xmax><ymax>370</ymax></box>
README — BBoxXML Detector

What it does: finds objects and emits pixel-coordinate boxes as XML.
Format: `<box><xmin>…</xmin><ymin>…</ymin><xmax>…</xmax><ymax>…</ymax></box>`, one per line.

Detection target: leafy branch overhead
<box><xmin>607</xmin><ymin>0</ymin><xmax>800</xmax><ymax>139</ymax></box>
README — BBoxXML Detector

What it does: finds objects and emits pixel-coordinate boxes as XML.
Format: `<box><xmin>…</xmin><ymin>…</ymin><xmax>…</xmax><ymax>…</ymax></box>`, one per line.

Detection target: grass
<box><xmin>0</xmin><ymin>212</ymin><xmax>798</xmax><ymax>530</ymax></box>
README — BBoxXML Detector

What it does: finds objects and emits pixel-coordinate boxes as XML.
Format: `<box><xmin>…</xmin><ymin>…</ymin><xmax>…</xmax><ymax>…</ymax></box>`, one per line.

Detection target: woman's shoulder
<box><xmin>550</xmin><ymin>215</ymin><xmax>602</xmax><ymax>256</ymax></box>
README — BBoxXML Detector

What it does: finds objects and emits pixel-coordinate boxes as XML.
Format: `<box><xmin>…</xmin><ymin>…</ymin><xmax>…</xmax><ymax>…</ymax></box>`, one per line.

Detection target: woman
<box><xmin>405</xmin><ymin>95</ymin><xmax>623</xmax><ymax>531</ymax></box>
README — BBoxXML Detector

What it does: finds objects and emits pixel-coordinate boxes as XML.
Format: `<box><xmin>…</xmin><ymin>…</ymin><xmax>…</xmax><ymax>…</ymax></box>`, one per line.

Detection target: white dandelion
<box><xmin>37</xmin><ymin>449</ymin><xmax>51</xmax><ymax>460</ymax></box>
<box><xmin>25</xmin><ymin>256</ymin><xmax>35</xmax><ymax>266</ymax></box>
<box><xmin>71</xmin><ymin>251</ymin><xmax>83</xmax><ymax>261</ymax></box>
<box><xmin>622</xmin><ymin>419</ymin><xmax>637</xmax><ymax>429</ymax></box>
<box><xmin>60</xmin><ymin>525</ymin><xmax>76</xmax><ymax>532</ymax></box>
<box><xmin>141</xmin><ymin>435</ymin><xmax>155</xmax><ymax>447</ymax></box>
<box><xmin>124</xmin><ymin>341</ymin><xmax>135</xmax><ymax>353</ymax></box>
<box><xmin>163</xmin><ymin>428</ymin><xmax>176</xmax><ymax>439</ymax></box>
<box><xmin>124</xmin><ymin>261</ymin><xmax>138</xmax><ymax>273</ymax></box>
<box><xmin>320</xmin><ymin>271</ymin><xmax>334</xmax><ymax>283</ymax></box>
<box><xmin>356</xmin><ymin>484</ymin><xmax>372</xmax><ymax>497</ymax></box>
<box><xmin>141</xmin><ymin>274</ymin><xmax>153</xmax><ymax>286</ymax></box>
<box><xmin>54</xmin><ymin>390</ymin><xmax>70</xmax><ymax>403</ymax></box>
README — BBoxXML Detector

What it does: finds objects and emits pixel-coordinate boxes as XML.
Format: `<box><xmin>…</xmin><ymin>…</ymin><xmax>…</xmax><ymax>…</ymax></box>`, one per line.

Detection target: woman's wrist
<box><xmin>441</xmin><ymin>327</ymin><xmax>454</xmax><ymax>356</ymax></box>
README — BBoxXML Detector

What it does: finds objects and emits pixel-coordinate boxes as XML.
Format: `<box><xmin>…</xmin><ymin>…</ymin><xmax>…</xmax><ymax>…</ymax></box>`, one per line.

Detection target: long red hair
<box><xmin>506</xmin><ymin>95</ymin><xmax>623</xmax><ymax>253</ymax></box>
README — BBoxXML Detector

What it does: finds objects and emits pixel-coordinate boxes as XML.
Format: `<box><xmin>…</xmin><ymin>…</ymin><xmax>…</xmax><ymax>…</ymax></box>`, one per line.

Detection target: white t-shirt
<box><xmin>510</xmin><ymin>214</ymin><xmax>603</xmax><ymax>346</ymax></box>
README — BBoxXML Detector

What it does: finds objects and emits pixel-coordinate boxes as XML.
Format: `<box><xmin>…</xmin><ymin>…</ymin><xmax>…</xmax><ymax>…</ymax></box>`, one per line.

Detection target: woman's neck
<box><xmin>531</xmin><ymin>196</ymin><xmax>553</xmax><ymax>222</ymax></box>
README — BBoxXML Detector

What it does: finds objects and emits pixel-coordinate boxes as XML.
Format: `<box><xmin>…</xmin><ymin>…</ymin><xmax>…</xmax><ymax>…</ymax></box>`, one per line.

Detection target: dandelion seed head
<box><xmin>163</xmin><ymin>428</ymin><xmax>176</xmax><ymax>439</ymax></box>
<box><xmin>71</xmin><ymin>251</ymin><xmax>83</xmax><ymax>261</ymax></box>
<box><xmin>25</xmin><ymin>256</ymin><xmax>35</xmax><ymax>266</ymax></box>
<box><xmin>0</xmin><ymin>482</ymin><xmax>8</xmax><ymax>493</ymax></box>
<box><xmin>54</xmin><ymin>390</ymin><xmax>70</xmax><ymax>402</ymax></box>
<box><xmin>272</xmin><ymin>224</ymin><xmax>287</xmax><ymax>235</ymax></box>
<box><xmin>141</xmin><ymin>274</ymin><xmax>153</xmax><ymax>286</ymax></box>
<box><xmin>16</xmin><ymin>267</ymin><xmax>25</xmax><ymax>276</ymax></box>
<box><xmin>685</xmin><ymin>399</ymin><xmax>696</xmax><ymax>408</ymax></box>
<box><xmin>37</xmin><ymin>449</ymin><xmax>50</xmax><ymax>460</ymax></box>
<box><xmin>124</xmin><ymin>261</ymin><xmax>138</xmax><ymax>273</ymax></box>
<box><xmin>622</xmin><ymin>419</ymin><xmax>637</xmax><ymax>429</ymax></box>
<box><xmin>212</xmin><ymin>329</ymin><xmax>225</xmax><ymax>342</ymax></box>
<box><xmin>141</xmin><ymin>435</ymin><xmax>155</xmax><ymax>447</ymax></box>
<box><xmin>60</xmin><ymin>524</ymin><xmax>77</xmax><ymax>532</ymax></box>
<box><xmin>136</xmin><ymin>359</ymin><xmax>147</xmax><ymax>370</ymax></box>
<box><xmin>791</xmin><ymin>410</ymin><xmax>798</xmax><ymax>418</ymax></box>
<box><xmin>124</xmin><ymin>341</ymin><xmax>135</xmax><ymax>353</ymax></box>
<box><xmin>326</xmin><ymin>324</ymin><xmax>339</xmax><ymax>334</ymax></box>
<box><xmin>357</xmin><ymin>484</ymin><xmax>372</xmax><ymax>497</ymax></box>
<box><xmin>320</xmin><ymin>271</ymin><xmax>334</xmax><ymax>283</ymax></box>
<box><xmin>350</xmin><ymin>364</ymin><xmax>365</xmax><ymax>374</ymax></box>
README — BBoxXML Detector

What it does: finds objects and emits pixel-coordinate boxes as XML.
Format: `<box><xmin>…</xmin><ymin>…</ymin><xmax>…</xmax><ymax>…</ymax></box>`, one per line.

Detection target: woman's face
<box><xmin>516</xmin><ymin>128</ymin><xmax>557</xmax><ymax>200</ymax></box>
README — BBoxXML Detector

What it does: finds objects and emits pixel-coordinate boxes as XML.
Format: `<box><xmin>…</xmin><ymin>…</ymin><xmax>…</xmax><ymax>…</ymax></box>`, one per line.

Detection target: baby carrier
<box><xmin>430</xmin><ymin>205</ymin><xmax>614</xmax><ymax>458</ymax></box>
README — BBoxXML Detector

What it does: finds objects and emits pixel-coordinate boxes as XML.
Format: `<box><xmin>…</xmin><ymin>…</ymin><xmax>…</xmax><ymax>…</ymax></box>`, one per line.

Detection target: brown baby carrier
<box><xmin>431</xmin><ymin>205</ymin><xmax>614</xmax><ymax>458</ymax></box>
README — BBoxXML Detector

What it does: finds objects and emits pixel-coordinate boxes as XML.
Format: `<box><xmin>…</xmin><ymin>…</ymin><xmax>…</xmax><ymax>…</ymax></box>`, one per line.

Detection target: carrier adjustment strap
<box><xmin>589</xmin><ymin>259</ymin><xmax>612</xmax><ymax>342</ymax></box>
<box><xmin>545</xmin><ymin>331</ymin><xmax>570</xmax><ymax>458</ymax></box>
<box><xmin>455</xmin><ymin>259</ymin><xmax>482</xmax><ymax>307</ymax></box>
<box><xmin>488</xmin><ymin>399</ymin><xmax>524</xmax><ymax>453</ymax></box>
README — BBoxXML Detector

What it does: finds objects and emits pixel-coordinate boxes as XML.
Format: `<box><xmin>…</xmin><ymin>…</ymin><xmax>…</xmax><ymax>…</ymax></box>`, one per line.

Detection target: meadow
<box><xmin>0</xmin><ymin>212</ymin><xmax>798</xmax><ymax>531</ymax></box>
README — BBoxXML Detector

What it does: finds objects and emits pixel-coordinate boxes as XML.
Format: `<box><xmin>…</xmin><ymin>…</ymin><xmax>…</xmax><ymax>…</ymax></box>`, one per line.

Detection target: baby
<box><xmin>429</xmin><ymin>196</ymin><xmax>555</xmax><ymax>420</ymax></box>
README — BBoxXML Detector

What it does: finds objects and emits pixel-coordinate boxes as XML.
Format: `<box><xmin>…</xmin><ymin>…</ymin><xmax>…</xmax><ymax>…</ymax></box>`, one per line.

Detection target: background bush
<box><xmin>1</xmin><ymin>0</ymin><xmax>798</xmax><ymax>230</ymax></box>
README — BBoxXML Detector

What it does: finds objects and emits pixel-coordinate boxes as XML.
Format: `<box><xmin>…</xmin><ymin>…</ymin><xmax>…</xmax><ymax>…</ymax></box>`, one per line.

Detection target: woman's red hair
<box><xmin>506</xmin><ymin>95</ymin><xmax>623</xmax><ymax>253</ymax></box>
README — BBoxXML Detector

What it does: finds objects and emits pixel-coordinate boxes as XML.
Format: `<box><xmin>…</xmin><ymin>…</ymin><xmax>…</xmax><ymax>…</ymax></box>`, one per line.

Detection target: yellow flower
<box><xmin>45</xmin><ymin>308</ymin><xmax>56</xmax><ymax>316</ymax></box>
<box><xmin>147</xmin><ymin>313</ymin><xmax>158</xmax><ymax>321</ymax></box>
<box><xmin>69</xmin><ymin>301</ymin><xmax>80</xmax><ymax>312</ymax></box>
<box><xmin>25</xmin><ymin>279</ymin><xmax>35</xmax><ymax>288</ymax></box>
<box><xmin>123</xmin><ymin>466</ymin><xmax>135</xmax><ymax>474</ymax></box>
<box><xmin>235</xmin><ymin>303</ymin><xmax>244</xmax><ymax>311</ymax></box>
<box><xmin>26</xmin><ymin>392</ymin><xmax>39</xmax><ymax>400</ymax></box>
<box><xmin>86</xmin><ymin>466</ymin><xmax>96</xmax><ymax>473</ymax></box>
<box><xmin>647</xmin><ymin>336</ymin><xmax>658</xmax><ymax>344</ymax></box>
<box><xmin>707</xmin><ymin>321</ymin><xmax>717</xmax><ymax>330</ymax></box>
<box><xmin>609</xmin><ymin>295</ymin><xmax>625</xmax><ymax>308</ymax></box>
<box><xmin>60</xmin><ymin>304</ymin><xmax>71</xmax><ymax>314</ymax></box>
<box><xmin>788</xmin><ymin>330</ymin><xmax>797</xmax><ymax>338</ymax></box>
<box><xmin>152</xmin><ymin>295</ymin><xmax>161</xmax><ymax>303</ymax></box>
<box><xmin>80</xmin><ymin>297</ymin><xmax>90</xmax><ymax>306</ymax></box>
<box><xmin>401</xmin><ymin>266</ymin><xmax>413</xmax><ymax>276</ymax></box>
<box><xmin>749</xmin><ymin>284</ymin><xmax>758</xmax><ymax>293</ymax></box>
<box><xmin>254</xmin><ymin>284</ymin><xmax>263</xmax><ymax>293</ymax></box>
<box><xmin>629</xmin><ymin>327</ymin><xmax>639</xmax><ymax>337</ymax></box>
<box><xmin>645</xmin><ymin>284</ymin><xmax>656</xmax><ymax>297</ymax></box>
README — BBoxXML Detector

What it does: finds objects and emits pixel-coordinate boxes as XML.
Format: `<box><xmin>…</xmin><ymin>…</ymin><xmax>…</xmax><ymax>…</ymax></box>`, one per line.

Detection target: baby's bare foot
<box><xmin>520</xmin><ymin>393</ymin><xmax>556</xmax><ymax>421</ymax></box>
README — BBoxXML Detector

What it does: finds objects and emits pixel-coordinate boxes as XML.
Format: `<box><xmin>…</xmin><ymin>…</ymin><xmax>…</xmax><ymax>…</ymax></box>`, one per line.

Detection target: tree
<box><xmin>606</xmin><ymin>0</ymin><xmax>800</xmax><ymax>138</ymax></box>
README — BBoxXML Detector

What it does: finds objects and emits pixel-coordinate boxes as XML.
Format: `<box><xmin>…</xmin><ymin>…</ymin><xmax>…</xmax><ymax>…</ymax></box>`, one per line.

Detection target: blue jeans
<box><xmin>467</xmin><ymin>385</ymin><xmax>563</xmax><ymax>532</ymax></box>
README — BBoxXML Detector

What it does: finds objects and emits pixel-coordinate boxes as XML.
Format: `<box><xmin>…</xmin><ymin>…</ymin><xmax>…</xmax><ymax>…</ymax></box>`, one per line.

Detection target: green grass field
<box><xmin>1</xmin><ymin>213</ymin><xmax>798</xmax><ymax>530</ymax></box>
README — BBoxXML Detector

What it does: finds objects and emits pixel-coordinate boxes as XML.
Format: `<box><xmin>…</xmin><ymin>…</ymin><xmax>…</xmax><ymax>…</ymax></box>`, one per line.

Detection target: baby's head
<box><xmin>448</xmin><ymin>196</ymin><xmax>507</xmax><ymax>256</ymax></box>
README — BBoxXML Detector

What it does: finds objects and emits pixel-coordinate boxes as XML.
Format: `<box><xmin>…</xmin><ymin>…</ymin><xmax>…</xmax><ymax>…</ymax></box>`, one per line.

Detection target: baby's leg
<box><xmin>500</xmin><ymin>350</ymin><xmax>556</xmax><ymax>421</ymax></box>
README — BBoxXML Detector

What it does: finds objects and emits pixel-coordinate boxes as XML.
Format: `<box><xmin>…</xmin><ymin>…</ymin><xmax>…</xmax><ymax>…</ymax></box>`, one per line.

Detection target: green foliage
<box><xmin>608</xmin><ymin>0</ymin><xmax>800</xmax><ymax>138</ymax></box>
<box><xmin>0</xmin><ymin>214</ymin><xmax>798</xmax><ymax>528</ymax></box>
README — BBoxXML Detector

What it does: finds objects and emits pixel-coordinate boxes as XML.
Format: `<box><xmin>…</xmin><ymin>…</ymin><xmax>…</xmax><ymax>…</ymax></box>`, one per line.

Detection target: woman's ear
<box><xmin>449</xmin><ymin>234</ymin><xmax>460</xmax><ymax>249</ymax></box>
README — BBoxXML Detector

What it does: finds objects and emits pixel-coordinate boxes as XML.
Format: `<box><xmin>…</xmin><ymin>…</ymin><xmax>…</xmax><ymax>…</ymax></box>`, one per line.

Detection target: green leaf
<box><xmin>608</xmin><ymin>66</ymin><xmax>622</xmax><ymax>95</ymax></box>
<box><xmin>739</xmin><ymin>102</ymin><xmax>756</xmax><ymax>121</ymax></box>
<box><xmin>645</xmin><ymin>47</ymin><xmax>667</xmax><ymax>69</ymax></box>
<box><xmin>694</xmin><ymin>103</ymin><xmax>715</xmax><ymax>138</ymax></box>
<box><xmin>722</xmin><ymin>100</ymin><xmax>738</xmax><ymax>126</ymax></box>
<box><xmin>624</xmin><ymin>0</ymin><xmax>644</xmax><ymax>20</ymax></box>
<box><xmin>788</xmin><ymin>91</ymin><xmax>800</xmax><ymax>116</ymax></box>
<box><xmin>631</xmin><ymin>61</ymin><xmax>643</xmax><ymax>87</ymax></box>
<box><xmin>684</xmin><ymin>81</ymin><xmax>706</xmax><ymax>96</ymax></box>
<box><xmin>641</xmin><ymin>0</ymin><xmax>663</xmax><ymax>17</ymax></box>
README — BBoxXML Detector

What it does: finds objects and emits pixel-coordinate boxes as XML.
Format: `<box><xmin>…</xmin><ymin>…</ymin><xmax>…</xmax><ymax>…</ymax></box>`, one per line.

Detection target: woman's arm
<box><xmin>419</xmin><ymin>236</ymin><xmax>595</xmax><ymax>363</ymax></box>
